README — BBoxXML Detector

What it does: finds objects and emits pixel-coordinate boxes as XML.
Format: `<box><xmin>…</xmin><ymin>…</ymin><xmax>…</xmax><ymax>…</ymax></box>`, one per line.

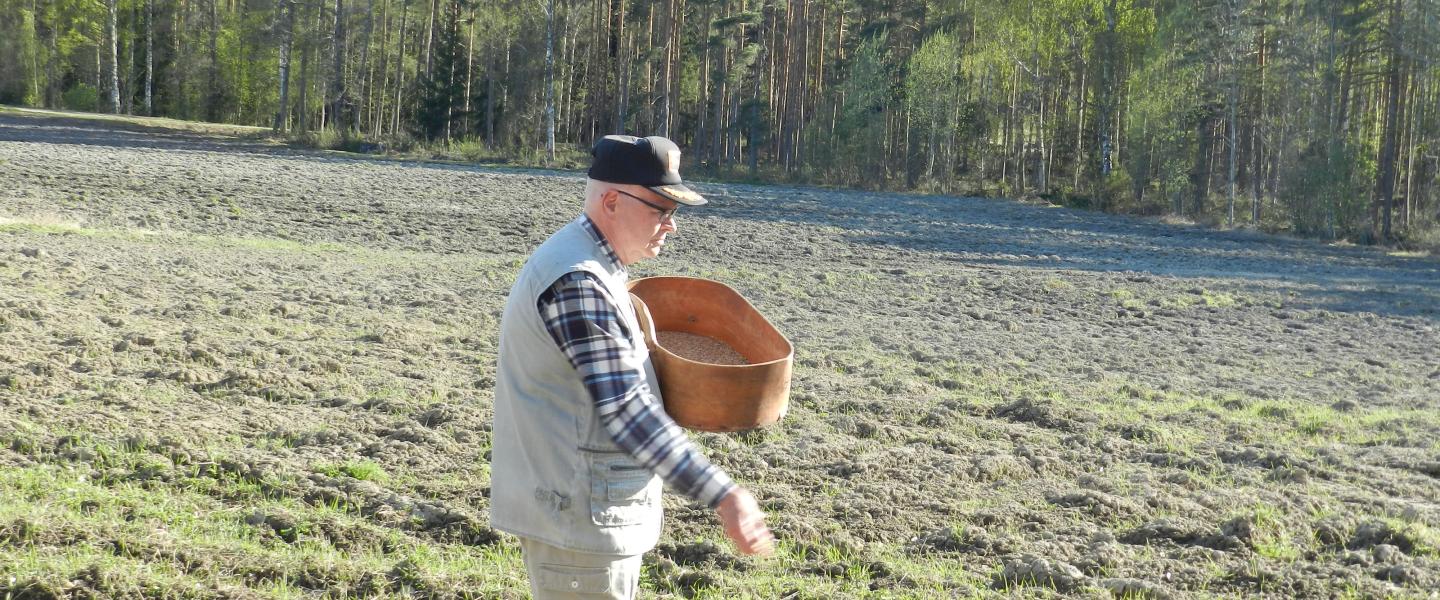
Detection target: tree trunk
<box><xmin>500</xmin><ymin>32</ymin><xmax>511</xmax><ymax>144</ymax></box>
<box><xmin>443</xmin><ymin>0</ymin><xmax>458</xmax><ymax>142</ymax></box>
<box><xmin>485</xmin><ymin>71</ymin><xmax>495</xmax><ymax>146</ymax></box>
<box><xmin>105</xmin><ymin>0</ymin><xmax>121</xmax><ymax>113</ymax></box>
<box><xmin>579</xmin><ymin>0</ymin><xmax>596</xmax><ymax>140</ymax></box>
<box><xmin>1073</xmin><ymin>64</ymin><xmax>1085</xmax><ymax>190</ymax></box>
<box><xmin>770</xmin><ymin>1</ymin><xmax>787</xmax><ymax>168</ymax></box>
<box><xmin>298</xmin><ymin>0</ymin><xmax>314</xmax><ymax>132</ymax></box>
<box><xmin>1227</xmin><ymin>77</ymin><xmax>1238</xmax><ymax>227</ymax></box>
<box><xmin>1095</xmin><ymin>0</ymin><xmax>1119</xmax><ymax>201</ymax></box>
<box><xmin>1251</xmin><ymin>0</ymin><xmax>1266</xmax><ymax>224</ymax></box>
<box><xmin>327</xmin><ymin>0</ymin><xmax>348</xmax><ymax>131</ymax></box>
<box><xmin>173</xmin><ymin>0</ymin><xmax>186</xmax><ymax>118</ymax></box>
<box><xmin>749</xmin><ymin>3</ymin><xmax>767</xmax><ymax>177</ymax></box>
<box><xmin>357</xmin><ymin>0</ymin><xmax>375</xmax><ymax>134</ymax></box>
<box><xmin>787</xmin><ymin>0</ymin><xmax>803</xmax><ymax>171</ymax></box>
<box><xmin>1191</xmin><ymin>107</ymin><xmax>1215</xmax><ymax>216</ymax></box>
<box><xmin>391</xmin><ymin>0</ymin><xmax>408</xmax><ymax>135</ymax></box>
<box><xmin>1336</xmin><ymin>47</ymin><xmax>1354</xmax><ymax>141</ymax></box>
<box><xmin>544</xmin><ymin>0</ymin><xmax>556</xmax><ymax>161</ymax></box>
<box><xmin>560</xmin><ymin>2</ymin><xmax>580</xmax><ymax>140</ymax></box>
<box><xmin>642</xmin><ymin>5</ymin><xmax>654</xmax><ymax>133</ymax></box>
<box><xmin>795</xmin><ymin>0</ymin><xmax>809</xmax><ymax>170</ymax></box>
<box><xmin>1321</xmin><ymin>0</ymin><xmax>1341</xmax><ymax>238</ymax></box>
<box><xmin>125</xmin><ymin>0</ymin><xmax>136</xmax><ymax>113</ymax></box>
<box><xmin>1401</xmin><ymin>64</ymin><xmax>1419</xmax><ymax>229</ymax></box>
<box><xmin>657</xmin><ymin>0</ymin><xmax>677</xmax><ymax>137</ymax></box>
<box><xmin>40</xmin><ymin>4</ymin><xmax>60</xmax><ymax>107</ymax></box>
<box><xmin>1037</xmin><ymin>88</ymin><xmax>1048</xmax><ymax>194</ymax></box>
<box><xmin>613</xmin><ymin>0</ymin><xmax>627</xmax><ymax>134</ymax></box>
<box><xmin>144</xmin><ymin>0</ymin><xmax>153</xmax><ymax>115</ymax></box>
<box><xmin>1002</xmin><ymin>67</ymin><xmax>1016</xmax><ymax>188</ymax></box>
<box><xmin>422</xmin><ymin>0</ymin><xmax>438</xmax><ymax>81</ymax></box>
<box><xmin>275</xmin><ymin>0</ymin><xmax>294</xmax><ymax>132</ymax></box>
<box><xmin>1375</xmin><ymin>0</ymin><xmax>1403</xmax><ymax>243</ymax></box>
<box><xmin>711</xmin><ymin>43</ymin><xmax>725</xmax><ymax>169</ymax></box>
<box><xmin>206</xmin><ymin>0</ymin><xmax>220</xmax><ymax>121</ymax></box>
<box><xmin>373</xmin><ymin>0</ymin><xmax>389</xmax><ymax>135</ymax></box>
<box><xmin>463</xmin><ymin>2</ymin><xmax>475</xmax><ymax>138</ymax></box>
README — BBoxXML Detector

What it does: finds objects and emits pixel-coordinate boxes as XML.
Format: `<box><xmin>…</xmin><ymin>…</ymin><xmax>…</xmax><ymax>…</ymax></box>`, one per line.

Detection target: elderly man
<box><xmin>489</xmin><ymin>135</ymin><xmax>774</xmax><ymax>599</ymax></box>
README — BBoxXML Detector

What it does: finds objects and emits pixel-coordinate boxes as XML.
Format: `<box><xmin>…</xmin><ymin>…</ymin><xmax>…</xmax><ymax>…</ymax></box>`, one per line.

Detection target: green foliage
<box><xmin>416</xmin><ymin>0</ymin><xmax>468</xmax><ymax>141</ymax></box>
<box><xmin>903</xmin><ymin>30</ymin><xmax>963</xmax><ymax>183</ymax></box>
<box><xmin>222</xmin><ymin>8</ymin><xmax>280</xmax><ymax>125</ymax></box>
<box><xmin>0</xmin><ymin>6</ymin><xmax>40</xmax><ymax>104</ymax></box>
<box><xmin>4</xmin><ymin>0</ymin><xmax>1437</xmax><ymax>247</ymax></box>
<box><xmin>905</xmin><ymin>32</ymin><xmax>960</xmax><ymax>125</ymax></box>
<box><xmin>312</xmin><ymin>126</ymin><xmax>348</xmax><ymax>150</ymax></box>
<box><xmin>1093</xmin><ymin>169</ymin><xmax>1138</xmax><ymax>212</ymax></box>
<box><xmin>62</xmin><ymin>82</ymin><xmax>99</xmax><ymax>111</ymax></box>
<box><xmin>808</xmin><ymin>33</ymin><xmax>893</xmax><ymax>187</ymax></box>
<box><xmin>1281</xmin><ymin>139</ymin><xmax>1374</xmax><ymax>240</ymax></box>
<box><xmin>1124</xmin><ymin>36</ymin><xmax>1203</xmax><ymax>214</ymax></box>
<box><xmin>712</xmin><ymin>11</ymin><xmax>761</xmax><ymax>30</ymax></box>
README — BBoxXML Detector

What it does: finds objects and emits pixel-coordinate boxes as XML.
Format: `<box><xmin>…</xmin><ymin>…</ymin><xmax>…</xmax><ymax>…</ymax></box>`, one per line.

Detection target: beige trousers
<box><xmin>519</xmin><ymin>537</ymin><xmax>644</xmax><ymax>600</ymax></box>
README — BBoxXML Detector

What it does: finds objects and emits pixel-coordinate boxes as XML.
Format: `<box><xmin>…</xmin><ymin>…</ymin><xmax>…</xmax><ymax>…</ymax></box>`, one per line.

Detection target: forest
<box><xmin>1</xmin><ymin>0</ymin><xmax>1437</xmax><ymax>248</ymax></box>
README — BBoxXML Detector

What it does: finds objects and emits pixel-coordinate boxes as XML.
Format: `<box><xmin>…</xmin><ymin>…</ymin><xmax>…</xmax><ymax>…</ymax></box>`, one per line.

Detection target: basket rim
<box><xmin>628</xmin><ymin>276</ymin><xmax>794</xmax><ymax>367</ymax></box>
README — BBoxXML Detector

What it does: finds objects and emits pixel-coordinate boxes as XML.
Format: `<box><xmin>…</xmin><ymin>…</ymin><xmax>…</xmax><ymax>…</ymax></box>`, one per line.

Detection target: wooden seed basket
<box><xmin>628</xmin><ymin>276</ymin><xmax>793</xmax><ymax>432</ymax></box>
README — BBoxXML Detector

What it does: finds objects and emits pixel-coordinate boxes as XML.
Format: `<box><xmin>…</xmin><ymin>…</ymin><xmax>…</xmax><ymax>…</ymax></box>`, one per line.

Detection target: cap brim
<box><xmin>651</xmin><ymin>184</ymin><xmax>707</xmax><ymax>206</ymax></box>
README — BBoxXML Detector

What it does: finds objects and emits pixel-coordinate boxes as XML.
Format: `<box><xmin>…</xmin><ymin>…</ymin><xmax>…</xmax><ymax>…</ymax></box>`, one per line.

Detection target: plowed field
<box><xmin>3</xmin><ymin>111</ymin><xmax>1439</xmax><ymax>599</ymax></box>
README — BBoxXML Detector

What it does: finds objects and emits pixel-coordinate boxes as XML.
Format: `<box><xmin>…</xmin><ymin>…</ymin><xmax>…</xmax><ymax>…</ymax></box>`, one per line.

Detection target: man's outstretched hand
<box><xmin>715</xmin><ymin>487</ymin><xmax>775</xmax><ymax>555</ymax></box>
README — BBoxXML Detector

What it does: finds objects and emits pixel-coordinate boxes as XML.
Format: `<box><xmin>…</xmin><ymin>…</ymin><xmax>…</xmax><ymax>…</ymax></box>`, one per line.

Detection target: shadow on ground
<box><xmin>693</xmin><ymin>182</ymin><xmax>1440</xmax><ymax>319</ymax></box>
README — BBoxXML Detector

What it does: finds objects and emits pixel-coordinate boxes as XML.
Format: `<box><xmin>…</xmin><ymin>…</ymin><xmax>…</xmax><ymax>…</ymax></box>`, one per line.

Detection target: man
<box><xmin>489</xmin><ymin>135</ymin><xmax>774</xmax><ymax>599</ymax></box>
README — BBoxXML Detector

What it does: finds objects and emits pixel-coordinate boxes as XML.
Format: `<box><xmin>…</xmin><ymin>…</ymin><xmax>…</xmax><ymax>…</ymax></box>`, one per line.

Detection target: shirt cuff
<box><xmin>696</xmin><ymin>469</ymin><xmax>738</xmax><ymax>509</ymax></box>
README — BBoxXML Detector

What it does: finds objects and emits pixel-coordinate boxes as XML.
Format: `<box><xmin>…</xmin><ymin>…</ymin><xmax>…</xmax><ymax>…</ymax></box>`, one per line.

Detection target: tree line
<box><xmin>1</xmin><ymin>0</ymin><xmax>1437</xmax><ymax>246</ymax></box>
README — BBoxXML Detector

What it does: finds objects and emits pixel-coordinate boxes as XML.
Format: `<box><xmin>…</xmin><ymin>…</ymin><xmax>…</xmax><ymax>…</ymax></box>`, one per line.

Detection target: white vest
<box><xmin>489</xmin><ymin>218</ymin><xmax>664</xmax><ymax>555</ymax></box>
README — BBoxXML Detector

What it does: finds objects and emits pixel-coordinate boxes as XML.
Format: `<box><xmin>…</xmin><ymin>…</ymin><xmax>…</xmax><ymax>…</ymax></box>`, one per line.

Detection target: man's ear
<box><xmin>600</xmin><ymin>189</ymin><xmax>619</xmax><ymax>214</ymax></box>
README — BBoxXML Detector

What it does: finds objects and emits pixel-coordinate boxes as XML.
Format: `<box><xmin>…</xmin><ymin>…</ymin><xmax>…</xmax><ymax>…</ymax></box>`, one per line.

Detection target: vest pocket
<box><xmin>583</xmin><ymin>450</ymin><xmax>657</xmax><ymax>527</ymax></box>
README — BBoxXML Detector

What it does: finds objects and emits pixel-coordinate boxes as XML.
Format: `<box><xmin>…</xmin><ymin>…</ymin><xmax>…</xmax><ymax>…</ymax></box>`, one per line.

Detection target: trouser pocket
<box><xmin>536</xmin><ymin>564</ymin><xmax>611</xmax><ymax>594</ymax></box>
<box><xmin>521</xmin><ymin>537</ymin><xmax>644</xmax><ymax>600</ymax></box>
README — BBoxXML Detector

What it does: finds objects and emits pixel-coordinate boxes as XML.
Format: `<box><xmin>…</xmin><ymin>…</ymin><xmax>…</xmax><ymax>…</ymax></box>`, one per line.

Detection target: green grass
<box><xmin>1074</xmin><ymin>377</ymin><xmax>1440</xmax><ymax>454</ymax></box>
<box><xmin>0</xmin><ymin>462</ymin><xmax>527</xmax><ymax>599</ymax></box>
<box><xmin>1390</xmin><ymin>518</ymin><xmax>1440</xmax><ymax>558</ymax></box>
<box><xmin>1198</xmin><ymin>290</ymin><xmax>1238</xmax><ymax>307</ymax></box>
<box><xmin>1246</xmin><ymin>503</ymin><xmax>1303</xmax><ymax>562</ymax></box>
<box><xmin>0</xmin><ymin>106</ymin><xmax>273</xmax><ymax>137</ymax></box>
<box><xmin>315</xmin><ymin>460</ymin><xmax>388</xmax><ymax>482</ymax></box>
<box><xmin>1043</xmin><ymin>277</ymin><xmax>1075</xmax><ymax>291</ymax></box>
<box><xmin>0</xmin><ymin>217</ymin><xmax>99</xmax><ymax>236</ymax></box>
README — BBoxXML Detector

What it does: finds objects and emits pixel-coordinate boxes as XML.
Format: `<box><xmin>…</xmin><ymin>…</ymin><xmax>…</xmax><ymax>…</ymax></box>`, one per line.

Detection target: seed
<box><xmin>656</xmin><ymin>331</ymin><xmax>747</xmax><ymax>365</ymax></box>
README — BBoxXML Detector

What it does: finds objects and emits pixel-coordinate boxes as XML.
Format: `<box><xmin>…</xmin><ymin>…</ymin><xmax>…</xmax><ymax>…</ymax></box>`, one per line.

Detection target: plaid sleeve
<box><xmin>538</xmin><ymin>271</ymin><xmax>736</xmax><ymax>508</ymax></box>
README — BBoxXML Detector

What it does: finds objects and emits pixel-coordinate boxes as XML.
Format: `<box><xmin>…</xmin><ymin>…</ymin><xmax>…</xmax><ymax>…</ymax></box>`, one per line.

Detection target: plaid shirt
<box><xmin>536</xmin><ymin>215</ymin><xmax>736</xmax><ymax>509</ymax></box>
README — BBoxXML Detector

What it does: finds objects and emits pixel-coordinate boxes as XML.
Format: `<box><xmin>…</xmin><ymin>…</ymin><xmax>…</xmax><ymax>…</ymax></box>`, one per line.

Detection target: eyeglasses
<box><xmin>615</xmin><ymin>189</ymin><xmax>679</xmax><ymax>222</ymax></box>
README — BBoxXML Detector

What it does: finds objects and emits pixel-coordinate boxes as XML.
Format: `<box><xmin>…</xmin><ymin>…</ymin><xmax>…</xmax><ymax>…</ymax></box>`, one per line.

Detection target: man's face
<box><xmin>610</xmin><ymin>186</ymin><xmax>679</xmax><ymax>265</ymax></box>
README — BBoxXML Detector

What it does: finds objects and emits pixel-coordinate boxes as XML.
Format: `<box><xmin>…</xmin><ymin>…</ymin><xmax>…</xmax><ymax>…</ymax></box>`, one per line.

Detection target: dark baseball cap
<box><xmin>588</xmin><ymin>135</ymin><xmax>707</xmax><ymax>206</ymax></box>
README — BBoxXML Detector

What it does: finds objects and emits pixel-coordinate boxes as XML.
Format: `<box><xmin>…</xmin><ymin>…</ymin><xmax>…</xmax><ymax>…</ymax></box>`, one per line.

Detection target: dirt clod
<box><xmin>1099</xmin><ymin>578</ymin><xmax>1173</xmax><ymax>599</ymax></box>
<box><xmin>996</xmin><ymin>554</ymin><xmax>1087</xmax><ymax>591</ymax></box>
<box><xmin>1349</xmin><ymin>520</ymin><xmax>1419</xmax><ymax>554</ymax></box>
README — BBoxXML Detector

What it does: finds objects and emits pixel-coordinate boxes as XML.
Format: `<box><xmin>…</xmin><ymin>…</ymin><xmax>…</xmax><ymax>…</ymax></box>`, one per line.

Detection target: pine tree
<box><xmin>415</xmin><ymin>0</ymin><xmax>464</xmax><ymax>141</ymax></box>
